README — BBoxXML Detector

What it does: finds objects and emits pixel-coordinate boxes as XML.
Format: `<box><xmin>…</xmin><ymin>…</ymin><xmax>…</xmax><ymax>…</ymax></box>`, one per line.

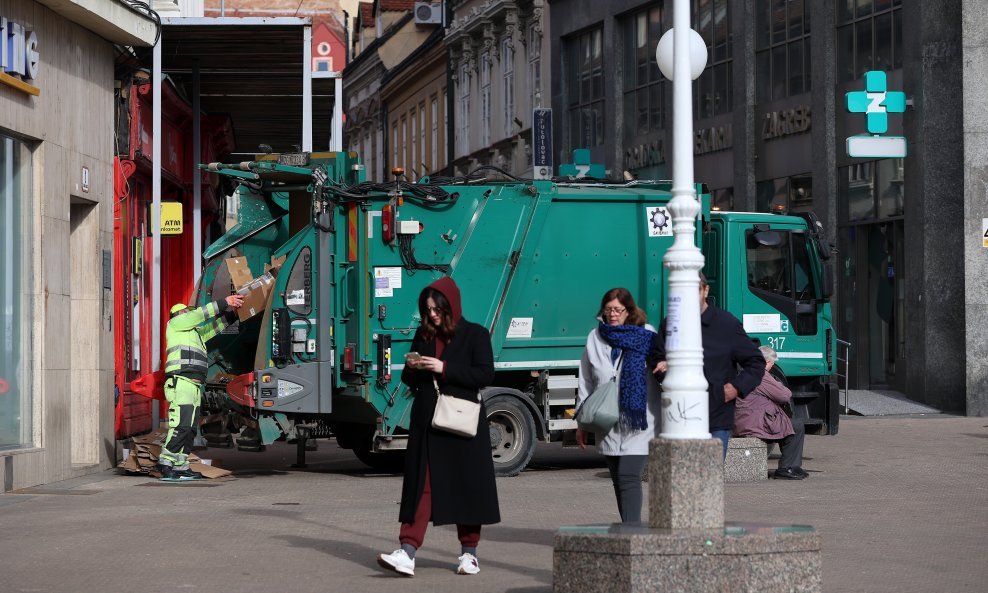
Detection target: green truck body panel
<box><xmin>193</xmin><ymin>152</ymin><xmax>838</xmax><ymax>471</ymax></box>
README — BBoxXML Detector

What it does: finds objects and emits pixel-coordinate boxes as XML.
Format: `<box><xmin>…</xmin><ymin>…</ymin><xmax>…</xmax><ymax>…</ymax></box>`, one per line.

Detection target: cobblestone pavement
<box><xmin>1</xmin><ymin>414</ymin><xmax>985</xmax><ymax>593</ymax></box>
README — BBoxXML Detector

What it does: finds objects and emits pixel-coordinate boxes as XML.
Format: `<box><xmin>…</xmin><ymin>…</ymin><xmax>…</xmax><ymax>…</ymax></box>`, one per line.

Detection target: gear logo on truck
<box><xmin>647</xmin><ymin>206</ymin><xmax>672</xmax><ymax>237</ymax></box>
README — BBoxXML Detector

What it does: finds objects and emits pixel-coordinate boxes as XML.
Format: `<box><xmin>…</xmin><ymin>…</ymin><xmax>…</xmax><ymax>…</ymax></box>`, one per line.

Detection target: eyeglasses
<box><xmin>602</xmin><ymin>307</ymin><xmax>627</xmax><ymax>315</ymax></box>
<box><xmin>425</xmin><ymin>306</ymin><xmax>444</xmax><ymax>314</ymax></box>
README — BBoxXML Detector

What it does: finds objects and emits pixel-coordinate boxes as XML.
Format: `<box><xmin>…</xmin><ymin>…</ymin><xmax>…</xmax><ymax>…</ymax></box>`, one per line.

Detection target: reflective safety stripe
<box><xmin>165</xmin><ymin>345</ymin><xmax>209</xmax><ymax>375</ymax></box>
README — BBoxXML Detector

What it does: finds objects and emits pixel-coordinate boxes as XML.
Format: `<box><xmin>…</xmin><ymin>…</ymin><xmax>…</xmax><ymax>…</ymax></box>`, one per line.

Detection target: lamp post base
<box><xmin>553</xmin><ymin>521</ymin><xmax>821</xmax><ymax>593</ymax></box>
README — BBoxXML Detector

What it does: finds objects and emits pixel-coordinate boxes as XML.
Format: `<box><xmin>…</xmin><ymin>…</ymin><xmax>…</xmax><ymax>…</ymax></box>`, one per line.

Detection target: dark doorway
<box><xmin>837</xmin><ymin>220</ymin><xmax>905</xmax><ymax>391</ymax></box>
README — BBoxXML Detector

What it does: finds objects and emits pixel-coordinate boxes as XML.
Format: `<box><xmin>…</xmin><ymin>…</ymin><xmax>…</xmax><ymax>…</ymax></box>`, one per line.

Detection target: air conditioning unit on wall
<box><xmin>414</xmin><ymin>2</ymin><xmax>442</xmax><ymax>25</ymax></box>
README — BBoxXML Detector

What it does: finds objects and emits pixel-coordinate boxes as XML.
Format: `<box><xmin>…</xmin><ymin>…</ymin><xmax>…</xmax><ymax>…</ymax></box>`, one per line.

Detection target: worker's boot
<box><xmin>156</xmin><ymin>463</ymin><xmax>200</xmax><ymax>481</ymax></box>
<box><xmin>171</xmin><ymin>467</ymin><xmax>204</xmax><ymax>480</ymax></box>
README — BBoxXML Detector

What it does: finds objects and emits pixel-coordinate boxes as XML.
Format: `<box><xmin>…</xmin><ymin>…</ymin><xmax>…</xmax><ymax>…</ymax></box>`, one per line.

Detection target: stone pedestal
<box><xmin>725</xmin><ymin>437</ymin><xmax>769</xmax><ymax>483</ymax></box>
<box><xmin>553</xmin><ymin>522</ymin><xmax>821</xmax><ymax>593</ymax></box>
<box><xmin>553</xmin><ymin>438</ymin><xmax>822</xmax><ymax>593</ymax></box>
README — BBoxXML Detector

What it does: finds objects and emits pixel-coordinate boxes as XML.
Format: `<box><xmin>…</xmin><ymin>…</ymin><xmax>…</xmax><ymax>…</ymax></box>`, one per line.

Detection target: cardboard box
<box><xmin>225</xmin><ymin>257</ymin><xmax>277</xmax><ymax>322</ymax></box>
<box><xmin>236</xmin><ymin>272</ymin><xmax>275</xmax><ymax>321</ymax></box>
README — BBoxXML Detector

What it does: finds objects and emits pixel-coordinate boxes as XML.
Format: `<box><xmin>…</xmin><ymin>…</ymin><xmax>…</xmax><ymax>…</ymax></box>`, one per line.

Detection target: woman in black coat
<box><xmin>377</xmin><ymin>276</ymin><xmax>500</xmax><ymax>578</ymax></box>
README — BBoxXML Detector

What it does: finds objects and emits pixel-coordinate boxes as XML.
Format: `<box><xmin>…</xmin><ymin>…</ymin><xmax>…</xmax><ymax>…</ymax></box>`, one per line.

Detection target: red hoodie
<box><xmin>426</xmin><ymin>276</ymin><xmax>462</xmax><ymax>358</ymax></box>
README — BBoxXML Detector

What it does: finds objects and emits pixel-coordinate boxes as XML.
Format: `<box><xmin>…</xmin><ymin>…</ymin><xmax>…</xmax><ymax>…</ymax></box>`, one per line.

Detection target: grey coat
<box><xmin>576</xmin><ymin>325</ymin><xmax>661</xmax><ymax>456</ymax></box>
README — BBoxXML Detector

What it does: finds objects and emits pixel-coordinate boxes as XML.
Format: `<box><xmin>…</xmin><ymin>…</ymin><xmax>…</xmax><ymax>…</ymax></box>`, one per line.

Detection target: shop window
<box><xmin>694</xmin><ymin>0</ymin><xmax>733</xmax><ymax>117</ymax></box>
<box><xmin>838</xmin><ymin>158</ymin><xmax>903</xmax><ymax>223</ymax></box>
<box><xmin>0</xmin><ymin>134</ymin><xmax>32</xmax><ymax>451</ymax></box>
<box><xmin>755</xmin><ymin>0</ymin><xmax>810</xmax><ymax>103</ymax></box>
<box><xmin>836</xmin><ymin>1</ymin><xmax>902</xmax><ymax>82</ymax></box>
<box><xmin>623</xmin><ymin>4</ymin><xmax>665</xmax><ymax>140</ymax></box>
<box><xmin>756</xmin><ymin>174</ymin><xmax>813</xmax><ymax>214</ymax></box>
<box><xmin>565</xmin><ymin>27</ymin><xmax>604</xmax><ymax>147</ymax></box>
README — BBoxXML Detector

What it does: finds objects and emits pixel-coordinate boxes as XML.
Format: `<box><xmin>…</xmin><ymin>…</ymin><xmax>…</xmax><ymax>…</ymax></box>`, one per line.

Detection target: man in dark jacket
<box><xmin>650</xmin><ymin>273</ymin><xmax>765</xmax><ymax>458</ymax></box>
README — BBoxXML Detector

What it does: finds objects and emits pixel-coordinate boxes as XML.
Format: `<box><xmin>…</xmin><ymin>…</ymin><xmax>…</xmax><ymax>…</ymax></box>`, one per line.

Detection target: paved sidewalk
<box><xmin>1</xmin><ymin>415</ymin><xmax>986</xmax><ymax>593</ymax></box>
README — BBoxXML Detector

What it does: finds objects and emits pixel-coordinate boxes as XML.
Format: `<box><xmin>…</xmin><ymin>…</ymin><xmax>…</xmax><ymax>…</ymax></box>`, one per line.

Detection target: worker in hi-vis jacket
<box><xmin>156</xmin><ymin>294</ymin><xmax>243</xmax><ymax>481</ymax></box>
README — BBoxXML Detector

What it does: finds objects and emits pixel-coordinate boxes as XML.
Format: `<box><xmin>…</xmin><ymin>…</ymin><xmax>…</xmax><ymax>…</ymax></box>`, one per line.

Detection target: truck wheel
<box><xmin>486</xmin><ymin>396</ymin><xmax>536</xmax><ymax>477</ymax></box>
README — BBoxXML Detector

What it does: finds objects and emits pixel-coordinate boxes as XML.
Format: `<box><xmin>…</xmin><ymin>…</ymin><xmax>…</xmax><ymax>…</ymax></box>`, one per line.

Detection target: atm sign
<box><xmin>160</xmin><ymin>202</ymin><xmax>183</xmax><ymax>235</ymax></box>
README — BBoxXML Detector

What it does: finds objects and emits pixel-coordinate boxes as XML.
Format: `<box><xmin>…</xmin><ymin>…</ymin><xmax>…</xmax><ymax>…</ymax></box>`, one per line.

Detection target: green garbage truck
<box><xmin>192</xmin><ymin>151</ymin><xmax>839</xmax><ymax>476</ymax></box>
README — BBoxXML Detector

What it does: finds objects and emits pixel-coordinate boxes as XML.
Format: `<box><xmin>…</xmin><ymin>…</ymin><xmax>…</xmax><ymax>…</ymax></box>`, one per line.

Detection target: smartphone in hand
<box><xmin>404</xmin><ymin>351</ymin><xmax>422</xmax><ymax>363</ymax></box>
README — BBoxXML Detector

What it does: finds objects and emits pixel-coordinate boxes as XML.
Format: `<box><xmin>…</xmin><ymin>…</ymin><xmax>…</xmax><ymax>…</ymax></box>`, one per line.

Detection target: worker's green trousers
<box><xmin>159</xmin><ymin>375</ymin><xmax>202</xmax><ymax>470</ymax></box>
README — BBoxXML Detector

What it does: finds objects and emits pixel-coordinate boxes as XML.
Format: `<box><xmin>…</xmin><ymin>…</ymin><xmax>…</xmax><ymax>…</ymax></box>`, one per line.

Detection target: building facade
<box><xmin>381</xmin><ymin>28</ymin><xmax>449</xmax><ymax>179</ymax></box>
<box><xmin>0</xmin><ymin>0</ymin><xmax>155</xmax><ymax>491</ymax></box>
<box><xmin>549</xmin><ymin>0</ymin><xmax>986</xmax><ymax>415</ymax></box>
<box><xmin>446</xmin><ymin>0</ymin><xmax>550</xmax><ymax>176</ymax></box>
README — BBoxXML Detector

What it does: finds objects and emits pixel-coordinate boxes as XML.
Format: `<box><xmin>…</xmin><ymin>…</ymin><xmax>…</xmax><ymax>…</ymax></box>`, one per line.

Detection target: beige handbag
<box><xmin>431</xmin><ymin>376</ymin><xmax>481</xmax><ymax>438</ymax></box>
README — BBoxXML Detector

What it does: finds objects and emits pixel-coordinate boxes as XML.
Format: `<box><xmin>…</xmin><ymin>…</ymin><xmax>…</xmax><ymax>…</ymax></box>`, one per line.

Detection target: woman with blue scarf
<box><xmin>576</xmin><ymin>288</ymin><xmax>660</xmax><ymax>523</ymax></box>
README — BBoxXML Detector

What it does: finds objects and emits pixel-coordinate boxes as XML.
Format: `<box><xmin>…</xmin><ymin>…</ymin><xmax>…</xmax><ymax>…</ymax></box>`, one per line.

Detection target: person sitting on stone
<box><xmin>733</xmin><ymin>345</ymin><xmax>808</xmax><ymax>480</ymax></box>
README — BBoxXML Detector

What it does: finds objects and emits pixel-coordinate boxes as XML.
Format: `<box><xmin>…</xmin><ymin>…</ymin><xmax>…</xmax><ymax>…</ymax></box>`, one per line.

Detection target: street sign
<box><xmin>533</xmin><ymin>108</ymin><xmax>552</xmax><ymax>180</ymax></box>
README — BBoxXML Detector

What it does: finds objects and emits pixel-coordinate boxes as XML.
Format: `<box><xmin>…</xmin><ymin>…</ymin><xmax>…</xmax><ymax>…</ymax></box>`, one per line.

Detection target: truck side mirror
<box><xmin>820</xmin><ymin>262</ymin><xmax>834</xmax><ymax>299</ymax></box>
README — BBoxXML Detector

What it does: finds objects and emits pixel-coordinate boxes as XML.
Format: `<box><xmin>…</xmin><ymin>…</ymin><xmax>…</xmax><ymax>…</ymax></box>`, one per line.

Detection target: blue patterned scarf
<box><xmin>597</xmin><ymin>322</ymin><xmax>656</xmax><ymax>431</ymax></box>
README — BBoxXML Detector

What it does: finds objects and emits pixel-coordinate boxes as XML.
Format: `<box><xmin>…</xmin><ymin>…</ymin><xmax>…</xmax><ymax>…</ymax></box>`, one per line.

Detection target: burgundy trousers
<box><xmin>399</xmin><ymin>465</ymin><xmax>481</xmax><ymax>549</ymax></box>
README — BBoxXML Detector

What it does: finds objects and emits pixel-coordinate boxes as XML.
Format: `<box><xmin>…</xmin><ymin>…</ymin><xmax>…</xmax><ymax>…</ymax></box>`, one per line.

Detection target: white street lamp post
<box><xmin>656</xmin><ymin>0</ymin><xmax>710</xmax><ymax>440</ymax></box>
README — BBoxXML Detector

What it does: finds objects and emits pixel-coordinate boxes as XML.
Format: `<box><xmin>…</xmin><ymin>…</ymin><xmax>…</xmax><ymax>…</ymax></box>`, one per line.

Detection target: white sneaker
<box><xmin>457</xmin><ymin>552</ymin><xmax>480</xmax><ymax>575</ymax></box>
<box><xmin>377</xmin><ymin>549</ymin><xmax>415</xmax><ymax>577</ymax></box>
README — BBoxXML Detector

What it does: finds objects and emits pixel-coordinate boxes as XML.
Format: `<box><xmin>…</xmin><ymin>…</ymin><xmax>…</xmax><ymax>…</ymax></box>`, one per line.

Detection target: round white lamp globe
<box><xmin>655</xmin><ymin>28</ymin><xmax>708</xmax><ymax>81</ymax></box>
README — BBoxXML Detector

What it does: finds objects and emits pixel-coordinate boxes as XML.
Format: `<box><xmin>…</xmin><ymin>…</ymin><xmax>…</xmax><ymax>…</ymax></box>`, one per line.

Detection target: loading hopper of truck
<box><xmin>190</xmin><ymin>152</ymin><xmax>838</xmax><ymax>476</ymax></box>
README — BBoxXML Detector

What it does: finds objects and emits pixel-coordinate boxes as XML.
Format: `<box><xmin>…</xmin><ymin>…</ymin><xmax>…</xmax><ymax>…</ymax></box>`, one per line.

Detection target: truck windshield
<box><xmin>746</xmin><ymin>230</ymin><xmax>816</xmax><ymax>301</ymax></box>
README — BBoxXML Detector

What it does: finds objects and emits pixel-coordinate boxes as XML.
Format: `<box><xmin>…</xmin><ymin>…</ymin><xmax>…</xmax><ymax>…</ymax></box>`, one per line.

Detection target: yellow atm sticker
<box><xmin>983</xmin><ymin>218</ymin><xmax>988</xmax><ymax>248</ymax></box>
<box><xmin>160</xmin><ymin>202</ymin><xmax>184</xmax><ymax>235</ymax></box>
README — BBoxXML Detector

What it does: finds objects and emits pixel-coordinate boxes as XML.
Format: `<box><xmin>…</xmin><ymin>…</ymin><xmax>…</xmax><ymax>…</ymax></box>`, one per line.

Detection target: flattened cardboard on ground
<box><xmin>118</xmin><ymin>429</ymin><xmax>232</xmax><ymax>479</ymax></box>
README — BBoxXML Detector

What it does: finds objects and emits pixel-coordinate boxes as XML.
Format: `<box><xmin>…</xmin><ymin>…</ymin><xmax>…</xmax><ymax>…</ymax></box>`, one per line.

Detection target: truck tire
<box><xmin>486</xmin><ymin>395</ymin><xmax>536</xmax><ymax>477</ymax></box>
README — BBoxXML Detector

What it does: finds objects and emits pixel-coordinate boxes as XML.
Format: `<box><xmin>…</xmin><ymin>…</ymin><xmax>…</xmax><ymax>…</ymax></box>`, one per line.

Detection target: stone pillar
<box><xmin>648</xmin><ymin>439</ymin><xmax>723</xmax><ymax>530</ymax></box>
<box><xmin>962</xmin><ymin>0</ymin><xmax>988</xmax><ymax>416</ymax></box>
<box><xmin>730</xmin><ymin>0</ymin><xmax>756</xmax><ymax>211</ymax></box>
<box><xmin>902</xmin><ymin>0</ymin><xmax>966</xmax><ymax>412</ymax></box>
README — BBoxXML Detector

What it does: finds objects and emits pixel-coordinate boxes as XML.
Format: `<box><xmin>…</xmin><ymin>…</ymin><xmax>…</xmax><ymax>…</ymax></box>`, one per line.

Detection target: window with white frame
<box><xmin>401</xmin><ymin>117</ymin><xmax>408</xmax><ymax>174</ymax></box>
<box><xmin>480</xmin><ymin>51</ymin><xmax>491</xmax><ymax>147</ymax></box>
<box><xmin>502</xmin><ymin>38</ymin><xmax>515</xmax><ymax>138</ymax></box>
<box><xmin>392</xmin><ymin>123</ymin><xmax>398</xmax><ymax>171</ymax></box>
<box><xmin>419</xmin><ymin>104</ymin><xmax>426</xmax><ymax>176</ymax></box>
<box><xmin>364</xmin><ymin>131</ymin><xmax>372</xmax><ymax>179</ymax></box>
<box><xmin>410</xmin><ymin>110</ymin><xmax>417</xmax><ymax>180</ymax></box>
<box><xmin>528</xmin><ymin>23</ymin><xmax>542</xmax><ymax>107</ymax></box>
<box><xmin>431</xmin><ymin>97</ymin><xmax>439</xmax><ymax>170</ymax></box>
<box><xmin>457</xmin><ymin>65</ymin><xmax>470</xmax><ymax>155</ymax></box>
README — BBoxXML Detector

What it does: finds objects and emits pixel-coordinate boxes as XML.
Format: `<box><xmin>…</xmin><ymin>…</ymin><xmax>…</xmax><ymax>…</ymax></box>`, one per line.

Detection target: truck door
<box><xmin>742</xmin><ymin>225</ymin><xmax>833</xmax><ymax>430</ymax></box>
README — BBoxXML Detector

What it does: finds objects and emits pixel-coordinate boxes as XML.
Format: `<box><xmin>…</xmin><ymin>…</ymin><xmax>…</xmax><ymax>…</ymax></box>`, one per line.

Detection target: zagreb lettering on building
<box><xmin>762</xmin><ymin>105</ymin><xmax>811</xmax><ymax>140</ymax></box>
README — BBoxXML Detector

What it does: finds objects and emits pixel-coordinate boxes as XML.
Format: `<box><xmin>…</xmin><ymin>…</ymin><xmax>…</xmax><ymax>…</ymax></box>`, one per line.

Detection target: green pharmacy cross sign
<box><xmin>845</xmin><ymin>70</ymin><xmax>907</xmax><ymax>158</ymax></box>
